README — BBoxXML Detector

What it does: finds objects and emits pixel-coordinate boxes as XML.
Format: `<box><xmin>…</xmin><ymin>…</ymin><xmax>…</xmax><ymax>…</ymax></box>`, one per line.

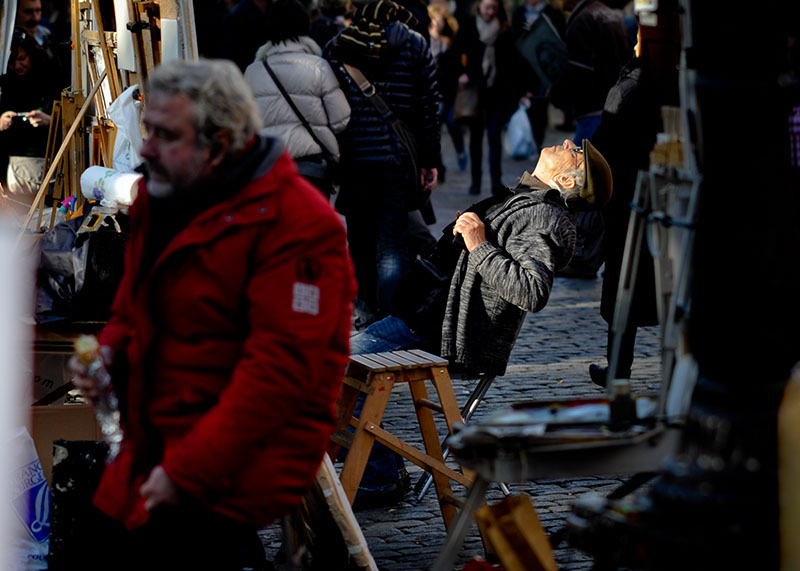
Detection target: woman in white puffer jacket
<box><xmin>244</xmin><ymin>0</ymin><xmax>350</xmax><ymax>197</ymax></box>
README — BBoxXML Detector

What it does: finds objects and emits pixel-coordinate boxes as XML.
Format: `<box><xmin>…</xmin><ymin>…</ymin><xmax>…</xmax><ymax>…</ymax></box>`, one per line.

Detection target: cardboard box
<box><xmin>32</xmin><ymin>353</ymin><xmax>72</xmax><ymax>405</ymax></box>
<box><xmin>30</xmin><ymin>403</ymin><xmax>102</xmax><ymax>485</ymax></box>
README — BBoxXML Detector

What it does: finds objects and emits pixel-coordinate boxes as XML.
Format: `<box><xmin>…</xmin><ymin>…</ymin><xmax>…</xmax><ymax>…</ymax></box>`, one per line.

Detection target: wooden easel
<box><xmin>14</xmin><ymin>0</ymin><xmax>199</xmax><ymax>243</ymax></box>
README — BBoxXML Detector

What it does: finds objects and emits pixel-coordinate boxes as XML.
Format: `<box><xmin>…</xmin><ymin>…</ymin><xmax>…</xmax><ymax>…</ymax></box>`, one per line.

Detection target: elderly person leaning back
<box><xmin>347</xmin><ymin>138</ymin><xmax>612</xmax><ymax>507</ymax></box>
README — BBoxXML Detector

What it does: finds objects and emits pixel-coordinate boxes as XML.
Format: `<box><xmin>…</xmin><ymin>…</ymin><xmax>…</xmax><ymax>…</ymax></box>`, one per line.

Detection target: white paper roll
<box><xmin>80</xmin><ymin>166</ymin><xmax>141</xmax><ymax>208</ymax></box>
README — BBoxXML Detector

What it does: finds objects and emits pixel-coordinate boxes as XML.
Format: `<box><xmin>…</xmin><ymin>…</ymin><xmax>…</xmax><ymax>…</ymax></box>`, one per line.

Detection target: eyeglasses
<box><xmin>569</xmin><ymin>147</ymin><xmax>583</xmax><ymax>155</ymax></box>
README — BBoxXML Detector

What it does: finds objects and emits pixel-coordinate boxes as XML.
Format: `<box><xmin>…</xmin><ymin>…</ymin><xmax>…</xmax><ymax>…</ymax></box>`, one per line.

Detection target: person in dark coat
<box><xmin>588</xmin><ymin>3</ymin><xmax>681</xmax><ymax>386</ymax></box>
<box><xmin>510</xmin><ymin>0</ymin><xmax>566</xmax><ymax>149</ymax></box>
<box><xmin>217</xmin><ymin>0</ymin><xmax>271</xmax><ymax>71</ymax></box>
<box><xmin>0</xmin><ymin>28</ymin><xmax>62</xmax><ymax>194</ymax></box>
<box><xmin>550</xmin><ymin>0</ymin><xmax>632</xmax><ymax>144</ymax></box>
<box><xmin>429</xmin><ymin>2</ymin><xmax>467</xmax><ymax>182</ymax></box>
<box><xmin>325</xmin><ymin>0</ymin><xmax>441</xmax><ymax>330</ymax></box>
<box><xmin>451</xmin><ymin>0</ymin><xmax>519</xmax><ymax>196</ymax></box>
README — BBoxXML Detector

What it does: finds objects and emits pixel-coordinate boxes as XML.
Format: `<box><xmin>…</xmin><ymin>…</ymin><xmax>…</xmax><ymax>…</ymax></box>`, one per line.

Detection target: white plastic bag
<box><xmin>504</xmin><ymin>103</ymin><xmax>538</xmax><ymax>160</ymax></box>
<box><xmin>106</xmin><ymin>84</ymin><xmax>143</xmax><ymax>172</ymax></box>
<box><xmin>8</xmin><ymin>427</ymin><xmax>50</xmax><ymax>570</ymax></box>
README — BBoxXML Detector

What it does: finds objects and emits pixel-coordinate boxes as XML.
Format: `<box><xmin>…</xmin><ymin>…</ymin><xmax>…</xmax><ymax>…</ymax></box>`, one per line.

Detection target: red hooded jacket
<box><xmin>94</xmin><ymin>142</ymin><xmax>356</xmax><ymax>530</ymax></box>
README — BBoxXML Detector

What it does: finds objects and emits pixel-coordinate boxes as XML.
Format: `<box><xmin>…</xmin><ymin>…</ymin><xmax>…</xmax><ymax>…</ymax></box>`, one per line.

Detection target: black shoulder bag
<box><xmin>262</xmin><ymin>60</ymin><xmax>339</xmax><ymax>194</ymax></box>
<box><xmin>342</xmin><ymin>63</ymin><xmax>432</xmax><ymax>215</ymax></box>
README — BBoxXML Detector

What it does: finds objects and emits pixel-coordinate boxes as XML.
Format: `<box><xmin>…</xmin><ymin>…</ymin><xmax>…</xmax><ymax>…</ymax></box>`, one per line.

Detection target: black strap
<box><xmin>342</xmin><ymin>63</ymin><xmax>416</xmax><ymax>160</ymax></box>
<box><xmin>262</xmin><ymin>60</ymin><xmax>337</xmax><ymax>163</ymax></box>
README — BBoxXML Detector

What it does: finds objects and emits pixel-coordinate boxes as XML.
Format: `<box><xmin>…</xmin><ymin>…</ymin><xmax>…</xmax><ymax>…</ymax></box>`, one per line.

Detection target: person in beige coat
<box><xmin>244</xmin><ymin>0</ymin><xmax>350</xmax><ymax>197</ymax></box>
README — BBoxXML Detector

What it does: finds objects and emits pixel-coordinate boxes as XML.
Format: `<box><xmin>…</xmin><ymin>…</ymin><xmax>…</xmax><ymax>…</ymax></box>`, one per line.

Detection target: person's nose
<box><xmin>562</xmin><ymin>139</ymin><xmax>575</xmax><ymax>150</ymax></box>
<box><xmin>140</xmin><ymin>135</ymin><xmax>157</xmax><ymax>160</ymax></box>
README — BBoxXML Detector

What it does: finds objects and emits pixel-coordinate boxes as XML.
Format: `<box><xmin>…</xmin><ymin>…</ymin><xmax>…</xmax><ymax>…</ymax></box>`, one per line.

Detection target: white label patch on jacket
<box><xmin>292</xmin><ymin>282</ymin><xmax>320</xmax><ymax>315</ymax></box>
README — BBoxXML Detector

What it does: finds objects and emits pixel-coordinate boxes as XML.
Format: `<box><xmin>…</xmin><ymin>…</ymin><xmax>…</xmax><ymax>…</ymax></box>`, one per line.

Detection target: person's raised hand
<box><xmin>0</xmin><ymin>111</ymin><xmax>16</xmax><ymax>131</ymax></box>
<box><xmin>24</xmin><ymin>110</ymin><xmax>50</xmax><ymax>128</ymax></box>
<box><xmin>453</xmin><ymin>212</ymin><xmax>487</xmax><ymax>252</ymax></box>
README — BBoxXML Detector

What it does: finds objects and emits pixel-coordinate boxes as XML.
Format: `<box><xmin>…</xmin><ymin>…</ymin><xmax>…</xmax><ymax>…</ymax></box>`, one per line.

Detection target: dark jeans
<box><xmin>441</xmin><ymin>103</ymin><xmax>465</xmax><ymax>155</ymax></box>
<box><xmin>342</xmin><ymin>168</ymin><xmax>412</xmax><ymax>316</ymax></box>
<box><xmin>467</xmin><ymin>104</ymin><xmax>506</xmax><ymax>191</ymax></box>
<box><xmin>525</xmin><ymin>96</ymin><xmax>550</xmax><ymax>149</ymax></box>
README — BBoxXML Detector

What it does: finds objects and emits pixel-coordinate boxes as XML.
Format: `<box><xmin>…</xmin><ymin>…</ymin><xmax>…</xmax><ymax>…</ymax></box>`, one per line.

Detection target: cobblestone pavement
<box><xmin>260</xmin><ymin>116</ymin><xmax>665</xmax><ymax>570</ymax></box>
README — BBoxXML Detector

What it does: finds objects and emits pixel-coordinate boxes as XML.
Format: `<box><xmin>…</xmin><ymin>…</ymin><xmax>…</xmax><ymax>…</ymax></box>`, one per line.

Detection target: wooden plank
<box><xmin>374</xmin><ymin>351</ymin><xmax>418</xmax><ymax>369</ymax></box>
<box><xmin>363</xmin><ymin>423</ymin><xmax>472</xmax><ymax>488</ymax></box>
<box><xmin>126</xmin><ymin>0</ymin><xmax>147</xmax><ymax>91</ymax></box>
<box><xmin>407</xmin><ymin>349</ymin><xmax>449</xmax><ymax>367</ymax></box>
<box><xmin>92</xmin><ymin>0</ymin><xmax>122</xmax><ymax>101</ymax></box>
<box><xmin>341</xmin><ymin>375</ymin><xmax>369</xmax><ymax>392</ymax></box>
<box><xmin>431</xmin><ymin>366</ymin><xmax>465</xmax><ymax>435</ymax></box>
<box><xmin>160</xmin><ymin>0</ymin><xmax>178</xmax><ymax>19</ymax></box>
<box><xmin>328</xmin><ymin>380</ymin><xmax>362</xmax><ymax>460</ymax></box>
<box><xmin>80</xmin><ymin>30</ymin><xmax>117</xmax><ymax>44</ymax></box>
<box><xmin>359</xmin><ymin>352</ymin><xmax>404</xmax><ymax>371</ymax></box>
<box><xmin>348</xmin><ymin>353</ymin><xmax>391</xmax><ymax>372</ymax></box>
<box><xmin>71</xmin><ymin>0</ymin><xmax>83</xmax><ymax>92</ymax></box>
<box><xmin>315</xmin><ymin>454</ymin><xmax>378</xmax><ymax>571</ymax></box>
<box><xmin>329</xmin><ymin>428</ymin><xmax>354</xmax><ymax>450</ymax></box>
<box><xmin>409</xmin><ymin>378</ymin><xmax>459</xmax><ymax>528</ymax></box>
<box><xmin>391</xmin><ymin>349</ymin><xmax>434</xmax><ymax>367</ymax></box>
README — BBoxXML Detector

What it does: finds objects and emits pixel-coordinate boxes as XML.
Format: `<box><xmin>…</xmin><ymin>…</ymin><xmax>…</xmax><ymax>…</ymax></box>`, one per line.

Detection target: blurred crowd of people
<box><xmin>1</xmin><ymin>0</ymin><xmax>638</xmax><ymax>315</ymax></box>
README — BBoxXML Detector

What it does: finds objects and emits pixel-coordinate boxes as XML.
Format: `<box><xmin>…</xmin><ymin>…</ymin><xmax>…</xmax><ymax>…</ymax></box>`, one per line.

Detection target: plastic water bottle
<box><xmin>73</xmin><ymin>335</ymin><xmax>124</xmax><ymax>462</ymax></box>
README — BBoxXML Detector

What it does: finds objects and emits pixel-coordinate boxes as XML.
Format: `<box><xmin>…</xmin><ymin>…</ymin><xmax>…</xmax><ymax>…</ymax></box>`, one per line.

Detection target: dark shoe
<box><xmin>468</xmin><ymin>185</ymin><xmax>480</xmax><ymax>195</ymax></box>
<box><xmin>352</xmin><ymin>468</ymin><xmax>411</xmax><ymax>512</ymax></box>
<box><xmin>589</xmin><ymin>364</ymin><xmax>632</xmax><ymax>388</ymax></box>
<box><xmin>589</xmin><ymin>364</ymin><xmax>607</xmax><ymax>388</ymax></box>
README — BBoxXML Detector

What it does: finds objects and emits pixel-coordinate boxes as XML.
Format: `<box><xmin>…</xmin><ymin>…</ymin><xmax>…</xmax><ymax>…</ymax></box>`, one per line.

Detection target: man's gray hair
<box><xmin>146</xmin><ymin>59</ymin><xmax>262</xmax><ymax>155</ymax></box>
<box><xmin>553</xmin><ymin>167</ymin><xmax>585</xmax><ymax>200</ymax></box>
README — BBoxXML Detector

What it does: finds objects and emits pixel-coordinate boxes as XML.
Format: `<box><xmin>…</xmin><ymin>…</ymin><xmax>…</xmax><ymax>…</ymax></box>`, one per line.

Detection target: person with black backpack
<box><xmin>324</xmin><ymin>0</ymin><xmax>441</xmax><ymax>330</ymax></box>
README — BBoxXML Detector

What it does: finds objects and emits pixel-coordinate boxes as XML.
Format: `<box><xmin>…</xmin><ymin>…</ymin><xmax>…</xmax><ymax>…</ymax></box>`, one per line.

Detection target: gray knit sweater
<box><xmin>441</xmin><ymin>182</ymin><xmax>577</xmax><ymax>376</ymax></box>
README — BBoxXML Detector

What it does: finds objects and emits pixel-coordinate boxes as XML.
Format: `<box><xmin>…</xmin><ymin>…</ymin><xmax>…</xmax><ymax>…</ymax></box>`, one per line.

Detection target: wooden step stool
<box><xmin>329</xmin><ymin>349</ymin><xmax>472</xmax><ymax>529</ymax></box>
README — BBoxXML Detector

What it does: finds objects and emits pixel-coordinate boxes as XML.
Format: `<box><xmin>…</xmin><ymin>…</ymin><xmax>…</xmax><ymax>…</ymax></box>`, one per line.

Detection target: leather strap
<box><xmin>262</xmin><ymin>60</ymin><xmax>337</xmax><ymax>163</ymax></box>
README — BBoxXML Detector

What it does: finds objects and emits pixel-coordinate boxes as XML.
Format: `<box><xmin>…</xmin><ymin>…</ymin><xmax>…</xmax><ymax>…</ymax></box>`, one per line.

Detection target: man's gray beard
<box><xmin>146</xmin><ymin>178</ymin><xmax>175</xmax><ymax>198</ymax></box>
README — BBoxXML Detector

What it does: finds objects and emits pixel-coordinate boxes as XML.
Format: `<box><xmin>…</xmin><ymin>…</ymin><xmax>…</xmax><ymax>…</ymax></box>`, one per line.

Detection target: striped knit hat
<box><xmin>333</xmin><ymin>0</ymin><xmax>418</xmax><ymax>60</ymax></box>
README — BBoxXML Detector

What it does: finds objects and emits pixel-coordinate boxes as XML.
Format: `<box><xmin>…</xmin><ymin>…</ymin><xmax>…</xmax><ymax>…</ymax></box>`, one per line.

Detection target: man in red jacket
<box><xmin>69</xmin><ymin>58</ymin><xmax>356</xmax><ymax>570</ymax></box>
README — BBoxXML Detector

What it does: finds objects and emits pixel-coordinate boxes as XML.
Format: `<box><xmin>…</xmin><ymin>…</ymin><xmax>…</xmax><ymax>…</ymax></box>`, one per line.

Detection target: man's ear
<box><xmin>554</xmin><ymin>172</ymin><xmax>578</xmax><ymax>189</ymax></box>
<box><xmin>206</xmin><ymin>131</ymin><xmax>232</xmax><ymax>170</ymax></box>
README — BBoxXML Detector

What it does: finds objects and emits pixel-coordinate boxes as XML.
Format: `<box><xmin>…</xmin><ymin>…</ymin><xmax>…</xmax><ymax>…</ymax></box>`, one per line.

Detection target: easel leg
<box><xmin>432</xmin><ymin>476</ymin><xmax>490</xmax><ymax>571</ymax></box>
